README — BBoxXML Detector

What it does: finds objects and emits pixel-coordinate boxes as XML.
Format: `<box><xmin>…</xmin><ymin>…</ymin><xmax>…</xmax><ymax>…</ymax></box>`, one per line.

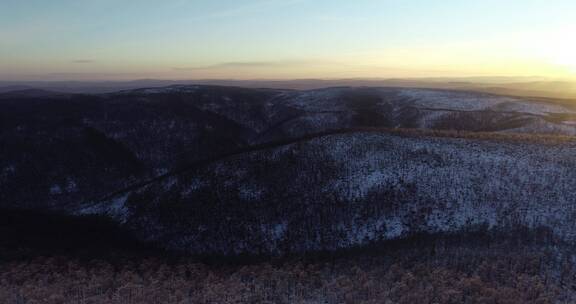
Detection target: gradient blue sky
<box><xmin>1</xmin><ymin>0</ymin><xmax>575</xmax><ymax>80</ymax></box>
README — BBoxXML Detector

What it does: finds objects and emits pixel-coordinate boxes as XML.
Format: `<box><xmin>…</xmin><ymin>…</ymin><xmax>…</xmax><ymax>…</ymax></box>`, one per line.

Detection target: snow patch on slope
<box><xmin>398</xmin><ymin>89</ymin><xmax>576</xmax><ymax>115</ymax></box>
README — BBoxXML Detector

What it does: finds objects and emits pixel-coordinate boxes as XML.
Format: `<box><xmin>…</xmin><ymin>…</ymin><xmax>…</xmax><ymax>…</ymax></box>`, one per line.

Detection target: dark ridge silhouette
<box><xmin>0</xmin><ymin>209</ymin><xmax>159</xmax><ymax>261</ymax></box>
<box><xmin>89</xmin><ymin>126</ymin><xmax>576</xmax><ymax>207</ymax></box>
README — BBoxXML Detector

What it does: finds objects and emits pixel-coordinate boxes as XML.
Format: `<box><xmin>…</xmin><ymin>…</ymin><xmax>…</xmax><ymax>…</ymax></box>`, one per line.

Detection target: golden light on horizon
<box><xmin>2</xmin><ymin>1</ymin><xmax>576</xmax><ymax>82</ymax></box>
<box><xmin>549</xmin><ymin>46</ymin><xmax>576</xmax><ymax>73</ymax></box>
<box><xmin>529</xmin><ymin>26</ymin><xmax>576</xmax><ymax>75</ymax></box>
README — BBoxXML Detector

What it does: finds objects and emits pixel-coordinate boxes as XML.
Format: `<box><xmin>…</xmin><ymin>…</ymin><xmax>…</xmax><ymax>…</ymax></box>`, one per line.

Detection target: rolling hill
<box><xmin>2</xmin><ymin>85</ymin><xmax>576</xmax><ymax>256</ymax></box>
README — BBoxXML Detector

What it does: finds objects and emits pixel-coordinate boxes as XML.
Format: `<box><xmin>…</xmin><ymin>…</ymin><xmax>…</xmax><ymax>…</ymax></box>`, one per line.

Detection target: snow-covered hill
<box><xmin>81</xmin><ymin>130</ymin><xmax>576</xmax><ymax>255</ymax></box>
<box><xmin>3</xmin><ymin>85</ymin><xmax>576</xmax><ymax>256</ymax></box>
<box><xmin>270</xmin><ymin>87</ymin><xmax>576</xmax><ymax>137</ymax></box>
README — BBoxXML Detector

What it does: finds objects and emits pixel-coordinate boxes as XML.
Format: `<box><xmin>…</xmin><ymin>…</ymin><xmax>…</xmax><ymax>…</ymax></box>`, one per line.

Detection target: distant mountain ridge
<box><xmin>1</xmin><ymin>77</ymin><xmax>575</xmax><ymax>99</ymax></box>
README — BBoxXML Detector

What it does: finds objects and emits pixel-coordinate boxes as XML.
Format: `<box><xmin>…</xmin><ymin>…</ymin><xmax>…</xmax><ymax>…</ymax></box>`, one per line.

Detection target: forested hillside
<box><xmin>3</xmin><ymin>85</ymin><xmax>576</xmax><ymax>302</ymax></box>
<box><xmin>3</xmin><ymin>85</ymin><xmax>576</xmax><ymax>211</ymax></box>
<box><xmin>76</xmin><ymin>130</ymin><xmax>576</xmax><ymax>255</ymax></box>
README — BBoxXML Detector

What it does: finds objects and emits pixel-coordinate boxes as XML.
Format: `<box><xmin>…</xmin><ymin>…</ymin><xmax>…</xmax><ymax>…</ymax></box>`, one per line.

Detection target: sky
<box><xmin>1</xmin><ymin>0</ymin><xmax>576</xmax><ymax>81</ymax></box>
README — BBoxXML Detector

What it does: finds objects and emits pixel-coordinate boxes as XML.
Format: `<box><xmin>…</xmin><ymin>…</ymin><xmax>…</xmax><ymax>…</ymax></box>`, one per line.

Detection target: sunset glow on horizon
<box><xmin>1</xmin><ymin>0</ymin><xmax>575</xmax><ymax>81</ymax></box>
